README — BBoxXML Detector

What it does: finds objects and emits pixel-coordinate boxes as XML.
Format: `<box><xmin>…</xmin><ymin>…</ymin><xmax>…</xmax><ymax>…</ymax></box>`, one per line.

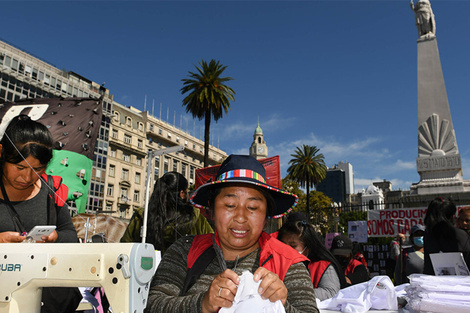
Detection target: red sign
<box><xmin>195</xmin><ymin>155</ymin><xmax>281</xmax><ymax>189</ymax></box>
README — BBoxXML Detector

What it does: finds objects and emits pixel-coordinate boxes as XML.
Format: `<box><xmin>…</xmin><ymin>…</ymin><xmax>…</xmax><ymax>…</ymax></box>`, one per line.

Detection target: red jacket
<box><xmin>308</xmin><ymin>260</ymin><xmax>331</xmax><ymax>288</ymax></box>
<box><xmin>345</xmin><ymin>258</ymin><xmax>364</xmax><ymax>276</ymax></box>
<box><xmin>41</xmin><ymin>173</ymin><xmax>68</xmax><ymax>207</ymax></box>
<box><xmin>187</xmin><ymin>231</ymin><xmax>307</xmax><ymax>281</ymax></box>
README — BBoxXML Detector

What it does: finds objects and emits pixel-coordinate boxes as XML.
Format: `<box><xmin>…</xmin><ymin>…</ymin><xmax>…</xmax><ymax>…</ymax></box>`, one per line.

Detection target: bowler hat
<box><xmin>190</xmin><ymin>154</ymin><xmax>298</xmax><ymax>218</ymax></box>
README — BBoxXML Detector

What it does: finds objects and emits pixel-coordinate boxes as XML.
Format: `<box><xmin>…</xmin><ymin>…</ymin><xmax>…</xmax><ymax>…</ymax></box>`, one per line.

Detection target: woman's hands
<box><xmin>201</xmin><ymin>267</ymin><xmax>288</xmax><ymax>313</ymax></box>
<box><xmin>253</xmin><ymin>267</ymin><xmax>288</xmax><ymax>306</ymax></box>
<box><xmin>0</xmin><ymin>230</ymin><xmax>58</xmax><ymax>243</ymax></box>
<box><xmin>42</xmin><ymin>230</ymin><xmax>58</xmax><ymax>243</ymax></box>
<box><xmin>202</xmin><ymin>269</ymin><xmax>240</xmax><ymax>313</ymax></box>
<box><xmin>0</xmin><ymin>231</ymin><xmax>26</xmax><ymax>243</ymax></box>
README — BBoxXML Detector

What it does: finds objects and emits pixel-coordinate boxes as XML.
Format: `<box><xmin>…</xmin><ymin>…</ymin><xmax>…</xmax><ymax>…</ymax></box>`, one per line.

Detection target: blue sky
<box><xmin>3</xmin><ymin>1</ymin><xmax>470</xmax><ymax>193</ymax></box>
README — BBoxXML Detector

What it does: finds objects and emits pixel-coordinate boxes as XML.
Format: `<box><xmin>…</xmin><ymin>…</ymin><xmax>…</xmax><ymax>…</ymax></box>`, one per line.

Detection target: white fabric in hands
<box><xmin>219</xmin><ymin>270</ymin><xmax>285</xmax><ymax>313</ymax></box>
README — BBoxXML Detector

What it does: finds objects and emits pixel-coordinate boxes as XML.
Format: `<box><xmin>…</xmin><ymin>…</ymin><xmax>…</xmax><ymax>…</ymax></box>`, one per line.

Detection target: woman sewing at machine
<box><xmin>0</xmin><ymin>114</ymin><xmax>80</xmax><ymax>312</ymax></box>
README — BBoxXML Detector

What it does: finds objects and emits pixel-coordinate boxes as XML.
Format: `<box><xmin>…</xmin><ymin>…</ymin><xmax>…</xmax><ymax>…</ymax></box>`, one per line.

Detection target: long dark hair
<box><xmin>0</xmin><ymin>114</ymin><xmax>53</xmax><ymax>167</ymax></box>
<box><xmin>424</xmin><ymin>197</ymin><xmax>457</xmax><ymax>241</ymax></box>
<box><xmin>278</xmin><ymin>218</ymin><xmax>348</xmax><ymax>288</ymax></box>
<box><xmin>424</xmin><ymin>198</ymin><xmax>456</xmax><ymax>229</ymax></box>
<box><xmin>146</xmin><ymin>171</ymin><xmax>194</xmax><ymax>251</ymax></box>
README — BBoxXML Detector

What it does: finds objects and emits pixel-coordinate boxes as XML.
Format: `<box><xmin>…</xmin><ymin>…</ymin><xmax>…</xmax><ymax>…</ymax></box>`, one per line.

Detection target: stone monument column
<box><xmin>410</xmin><ymin>0</ymin><xmax>470</xmax><ymax>195</ymax></box>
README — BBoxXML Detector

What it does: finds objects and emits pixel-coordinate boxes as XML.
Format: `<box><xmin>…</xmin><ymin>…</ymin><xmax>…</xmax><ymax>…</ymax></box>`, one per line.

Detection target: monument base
<box><xmin>412</xmin><ymin>153</ymin><xmax>470</xmax><ymax>195</ymax></box>
<box><xmin>410</xmin><ymin>178</ymin><xmax>470</xmax><ymax>195</ymax></box>
<box><xmin>403</xmin><ymin>189</ymin><xmax>470</xmax><ymax>208</ymax></box>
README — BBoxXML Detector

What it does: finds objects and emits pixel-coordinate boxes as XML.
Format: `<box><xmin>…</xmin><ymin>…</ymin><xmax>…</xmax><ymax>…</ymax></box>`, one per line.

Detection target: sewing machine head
<box><xmin>0</xmin><ymin>243</ymin><xmax>159</xmax><ymax>313</ymax></box>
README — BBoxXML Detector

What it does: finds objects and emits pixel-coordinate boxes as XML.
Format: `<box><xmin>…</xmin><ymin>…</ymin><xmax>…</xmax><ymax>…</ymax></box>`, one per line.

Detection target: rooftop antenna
<box><xmin>144</xmin><ymin>95</ymin><xmax>147</xmax><ymax>112</ymax></box>
<box><xmin>159</xmin><ymin>102</ymin><xmax>162</xmax><ymax>120</ymax></box>
<box><xmin>152</xmin><ymin>99</ymin><xmax>155</xmax><ymax>117</ymax></box>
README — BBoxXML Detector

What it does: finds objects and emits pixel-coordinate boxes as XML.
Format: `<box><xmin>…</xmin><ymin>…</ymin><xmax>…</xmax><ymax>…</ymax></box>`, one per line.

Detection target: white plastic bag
<box><xmin>318</xmin><ymin>275</ymin><xmax>398</xmax><ymax>313</ymax></box>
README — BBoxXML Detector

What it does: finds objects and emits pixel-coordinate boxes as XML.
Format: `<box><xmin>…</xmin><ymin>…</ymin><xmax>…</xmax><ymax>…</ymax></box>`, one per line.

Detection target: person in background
<box><xmin>121</xmin><ymin>171</ymin><xmax>213</xmax><ymax>253</ymax></box>
<box><xmin>270</xmin><ymin>211</ymin><xmax>307</xmax><ymax>239</ymax></box>
<box><xmin>278</xmin><ymin>218</ymin><xmax>347</xmax><ymax>300</ymax></box>
<box><xmin>352</xmin><ymin>241</ymin><xmax>369</xmax><ymax>274</ymax></box>
<box><xmin>423</xmin><ymin>198</ymin><xmax>470</xmax><ymax>275</ymax></box>
<box><xmin>457</xmin><ymin>206</ymin><xmax>470</xmax><ymax>236</ymax></box>
<box><xmin>0</xmin><ymin>114</ymin><xmax>80</xmax><ymax>312</ymax></box>
<box><xmin>330</xmin><ymin>234</ymin><xmax>369</xmax><ymax>286</ymax></box>
<box><xmin>394</xmin><ymin>224</ymin><xmax>425</xmax><ymax>285</ymax></box>
<box><xmin>390</xmin><ymin>233</ymin><xmax>405</xmax><ymax>262</ymax></box>
<box><xmin>389</xmin><ymin>233</ymin><xmax>406</xmax><ymax>282</ymax></box>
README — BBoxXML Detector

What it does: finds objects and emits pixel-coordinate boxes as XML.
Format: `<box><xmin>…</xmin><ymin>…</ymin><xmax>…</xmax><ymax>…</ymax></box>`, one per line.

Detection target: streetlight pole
<box><xmin>141</xmin><ymin>145</ymin><xmax>184</xmax><ymax>244</ymax></box>
<box><xmin>332</xmin><ymin>202</ymin><xmax>339</xmax><ymax>233</ymax></box>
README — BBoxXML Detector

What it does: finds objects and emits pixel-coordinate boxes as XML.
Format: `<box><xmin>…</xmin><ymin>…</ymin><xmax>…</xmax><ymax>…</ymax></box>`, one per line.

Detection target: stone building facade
<box><xmin>0</xmin><ymin>39</ymin><xmax>227</xmax><ymax>219</ymax></box>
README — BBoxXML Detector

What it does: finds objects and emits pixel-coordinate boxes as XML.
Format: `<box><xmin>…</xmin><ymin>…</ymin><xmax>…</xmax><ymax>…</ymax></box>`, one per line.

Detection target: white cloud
<box><xmin>216</xmin><ymin>116</ymin><xmax>423</xmax><ymax>193</ymax></box>
<box><xmin>354</xmin><ymin>178</ymin><xmax>377</xmax><ymax>193</ymax></box>
<box><xmin>268</xmin><ymin>132</ymin><xmax>384</xmax><ymax>173</ymax></box>
<box><xmin>256</xmin><ymin>131</ymin><xmax>421</xmax><ymax>193</ymax></box>
<box><xmin>214</xmin><ymin>113</ymin><xmax>297</xmax><ymax>141</ymax></box>
<box><xmin>219</xmin><ymin>122</ymin><xmax>254</xmax><ymax>139</ymax></box>
<box><xmin>393</xmin><ymin>159</ymin><xmax>415</xmax><ymax>170</ymax></box>
<box><xmin>231</xmin><ymin>147</ymin><xmax>249</xmax><ymax>155</ymax></box>
<box><xmin>389</xmin><ymin>178</ymin><xmax>415</xmax><ymax>191</ymax></box>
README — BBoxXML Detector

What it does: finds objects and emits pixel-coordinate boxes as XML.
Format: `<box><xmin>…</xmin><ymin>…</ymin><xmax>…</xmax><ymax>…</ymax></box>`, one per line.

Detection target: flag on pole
<box><xmin>0</xmin><ymin>97</ymin><xmax>103</xmax><ymax>213</ymax></box>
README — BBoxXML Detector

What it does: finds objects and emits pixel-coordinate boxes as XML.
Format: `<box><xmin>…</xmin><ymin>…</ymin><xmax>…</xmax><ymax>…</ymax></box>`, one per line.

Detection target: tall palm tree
<box><xmin>181</xmin><ymin>59</ymin><xmax>235</xmax><ymax>167</ymax></box>
<box><xmin>287</xmin><ymin>145</ymin><xmax>327</xmax><ymax>218</ymax></box>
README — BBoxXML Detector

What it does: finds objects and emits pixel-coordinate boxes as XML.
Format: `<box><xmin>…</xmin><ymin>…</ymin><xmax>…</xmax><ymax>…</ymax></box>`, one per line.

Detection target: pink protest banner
<box><xmin>367</xmin><ymin>207</ymin><xmax>427</xmax><ymax>237</ymax></box>
<box><xmin>325</xmin><ymin>232</ymin><xmax>340</xmax><ymax>249</ymax></box>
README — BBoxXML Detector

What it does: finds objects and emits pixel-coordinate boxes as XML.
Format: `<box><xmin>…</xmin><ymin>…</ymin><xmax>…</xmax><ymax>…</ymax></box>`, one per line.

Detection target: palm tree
<box><xmin>287</xmin><ymin>145</ymin><xmax>327</xmax><ymax>218</ymax></box>
<box><xmin>181</xmin><ymin>59</ymin><xmax>235</xmax><ymax>167</ymax></box>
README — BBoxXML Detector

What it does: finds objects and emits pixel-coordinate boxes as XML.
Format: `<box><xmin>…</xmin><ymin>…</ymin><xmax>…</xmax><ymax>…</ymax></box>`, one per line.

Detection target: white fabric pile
<box><xmin>219</xmin><ymin>270</ymin><xmax>285</xmax><ymax>313</ymax></box>
<box><xmin>404</xmin><ymin>274</ymin><xmax>470</xmax><ymax>313</ymax></box>
<box><xmin>317</xmin><ymin>275</ymin><xmax>398</xmax><ymax>313</ymax></box>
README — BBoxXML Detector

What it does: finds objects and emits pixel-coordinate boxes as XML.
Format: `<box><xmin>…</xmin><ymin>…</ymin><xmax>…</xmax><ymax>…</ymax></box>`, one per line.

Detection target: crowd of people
<box><xmin>2</xmin><ymin>115</ymin><xmax>470</xmax><ymax>313</ymax></box>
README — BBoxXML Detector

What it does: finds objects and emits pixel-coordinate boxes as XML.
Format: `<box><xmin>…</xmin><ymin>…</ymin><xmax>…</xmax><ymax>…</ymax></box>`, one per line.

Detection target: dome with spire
<box><xmin>254</xmin><ymin>117</ymin><xmax>263</xmax><ymax>135</ymax></box>
<box><xmin>255</xmin><ymin>123</ymin><xmax>263</xmax><ymax>134</ymax></box>
<box><xmin>249</xmin><ymin>118</ymin><xmax>268</xmax><ymax>160</ymax></box>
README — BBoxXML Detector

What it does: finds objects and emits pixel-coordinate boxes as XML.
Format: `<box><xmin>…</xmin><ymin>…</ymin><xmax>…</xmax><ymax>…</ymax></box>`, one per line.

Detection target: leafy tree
<box><xmin>308</xmin><ymin>190</ymin><xmax>332</xmax><ymax>234</ymax></box>
<box><xmin>287</xmin><ymin>145</ymin><xmax>327</xmax><ymax>217</ymax></box>
<box><xmin>181</xmin><ymin>60</ymin><xmax>235</xmax><ymax>167</ymax></box>
<box><xmin>282</xmin><ymin>176</ymin><xmax>333</xmax><ymax>235</ymax></box>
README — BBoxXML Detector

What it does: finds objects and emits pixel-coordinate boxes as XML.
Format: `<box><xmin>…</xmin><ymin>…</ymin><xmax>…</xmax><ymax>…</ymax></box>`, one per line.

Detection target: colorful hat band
<box><xmin>217</xmin><ymin>169</ymin><xmax>266</xmax><ymax>184</ymax></box>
